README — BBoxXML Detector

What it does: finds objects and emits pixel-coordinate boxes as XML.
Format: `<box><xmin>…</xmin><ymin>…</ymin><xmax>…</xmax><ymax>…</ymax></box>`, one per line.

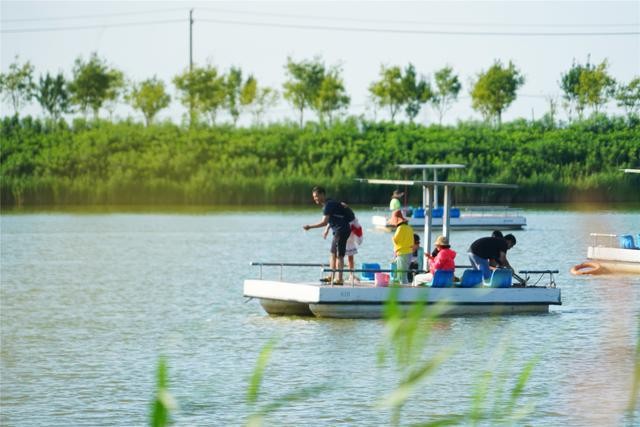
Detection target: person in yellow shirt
<box><xmin>389</xmin><ymin>209</ymin><xmax>414</xmax><ymax>284</ymax></box>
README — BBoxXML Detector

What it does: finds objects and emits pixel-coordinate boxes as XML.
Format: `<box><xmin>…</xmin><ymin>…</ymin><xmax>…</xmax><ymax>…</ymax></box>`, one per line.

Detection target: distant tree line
<box><xmin>1</xmin><ymin>53</ymin><xmax>638</xmax><ymax>127</ymax></box>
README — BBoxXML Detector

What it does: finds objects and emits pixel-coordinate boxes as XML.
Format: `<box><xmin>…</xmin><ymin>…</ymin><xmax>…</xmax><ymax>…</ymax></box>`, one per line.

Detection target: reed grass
<box><xmin>150</xmin><ymin>357</ymin><xmax>176</xmax><ymax>427</ymax></box>
<box><xmin>245</xmin><ymin>338</ymin><xmax>327</xmax><ymax>427</ymax></box>
<box><xmin>376</xmin><ymin>287</ymin><xmax>541</xmax><ymax>426</ymax></box>
<box><xmin>147</xmin><ymin>296</ymin><xmax>640</xmax><ymax>425</ymax></box>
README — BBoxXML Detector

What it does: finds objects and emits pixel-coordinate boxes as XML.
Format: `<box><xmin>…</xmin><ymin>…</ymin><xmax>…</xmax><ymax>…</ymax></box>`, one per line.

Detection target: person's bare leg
<box><xmin>347</xmin><ymin>255</ymin><xmax>357</xmax><ymax>281</ymax></box>
<box><xmin>329</xmin><ymin>253</ymin><xmax>337</xmax><ymax>282</ymax></box>
<box><xmin>336</xmin><ymin>256</ymin><xmax>344</xmax><ymax>282</ymax></box>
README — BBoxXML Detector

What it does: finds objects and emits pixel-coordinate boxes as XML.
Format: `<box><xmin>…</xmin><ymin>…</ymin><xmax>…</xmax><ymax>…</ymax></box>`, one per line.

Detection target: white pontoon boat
<box><xmin>244</xmin><ymin>178</ymin><xmax>560</xmax><ymax>318</ymax></box>
<box><xmin>371</xmin><ymin>164</ymin><xmax>526</xmax><ymax>230</ymax></box>
<box><xmin>577</xmin><ymin>233</ymin><xmax>640</xmax><ymax>274</ymax></box>
<box><xmin>571</xmin><ymin>170</ymin><xmax>640</xmax><ymax>275</ymax></box>
<box><xmin>244</xmin><ymin>265</ymin><xmax>561</xmax><ymax>318</ymax></box>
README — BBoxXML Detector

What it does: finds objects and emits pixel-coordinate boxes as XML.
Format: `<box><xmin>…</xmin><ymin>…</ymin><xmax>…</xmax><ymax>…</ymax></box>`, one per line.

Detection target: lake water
<box><xmin>1</xmin><ymin>207</ymin><xmax>639</xmax><ymax>426</ymax></box>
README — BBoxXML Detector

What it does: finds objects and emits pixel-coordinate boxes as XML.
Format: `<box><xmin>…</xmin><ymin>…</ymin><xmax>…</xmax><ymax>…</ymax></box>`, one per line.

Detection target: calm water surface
<box><xmin>1</xmin><ymin>207</ymin><xmax>639</xmax><ymax>426</ymax></box>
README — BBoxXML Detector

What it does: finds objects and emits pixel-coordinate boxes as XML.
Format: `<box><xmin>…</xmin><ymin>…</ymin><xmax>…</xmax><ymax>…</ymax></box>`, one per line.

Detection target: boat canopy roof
<box><xmin>622</xmin><ymin>168</ymin><xmax>640</xmax><ymax>174</ymax></box>
<box><xmin>357</xmin><ymin>178</ymin><xmax>517</xmax><ymax>189</ymax></box>
<box><xmin>397</xmin><ymin>164</ymin><xmax>466</xmax><ymax>170</ymax></box>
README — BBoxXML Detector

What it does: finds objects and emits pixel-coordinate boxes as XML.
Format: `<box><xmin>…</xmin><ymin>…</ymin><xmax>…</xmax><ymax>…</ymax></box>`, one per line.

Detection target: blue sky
<box><xmin>1</xmin><ymin>1</ymin><xmax>639</xmax><ymax>124</ymax></box>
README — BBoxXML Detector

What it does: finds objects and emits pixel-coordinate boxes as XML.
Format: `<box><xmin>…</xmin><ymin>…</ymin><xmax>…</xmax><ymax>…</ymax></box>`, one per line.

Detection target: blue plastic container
<box><xmin>619</xmin><ymin>234</ymin><xmax>635</xmax><ymax>249</ymax></box>
<box><xmin>390</xmin><ymin>261</ymin><xmax>398</xmax><ymax>282</ymax></box>
<box><xmin>361</xmin><ymin>263</ymin><xmax>381</xmax><ymax>280</ymax></box>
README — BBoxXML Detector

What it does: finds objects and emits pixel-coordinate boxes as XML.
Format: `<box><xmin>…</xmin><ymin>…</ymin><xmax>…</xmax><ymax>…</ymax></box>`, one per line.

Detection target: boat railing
<box><xmin>250</xmin><ymin>262</ymin><xmax>329</xmax><ymax>281</ymax></box>
<box><xmin>319</xmin><ymin>267</ymin><xmax>557</xmax><ymax>287</ymax></box>
<box><xmin>589</xmin><ymin>233</ymin><xmax>618</xmax><ymax>248</ymax></box>
<box><xmin>457</xmin><ymin>205</ymin><xmax>524</xmax><ymax>214</ymax></box>
<box><xmin>518</xmin><ymin>270</ymin><xmax>559</xmax><ymax>288</ymax></box>
<box><xmin>251</xmin><ymin>262</ymin><xmax>557</xmax><ymax>288</ymax></box>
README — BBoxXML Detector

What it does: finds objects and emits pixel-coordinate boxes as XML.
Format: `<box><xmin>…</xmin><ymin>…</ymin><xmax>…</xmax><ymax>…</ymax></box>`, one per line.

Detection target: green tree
<box><xmin>225</xmin><ymin>67</ymin><xmax>257</xmax><ymax>126</ymax></box>
<box><xmin>369</xmin><ymin>65</ymin><xmax>405</xmax><ymax>122</ymax></box>
<box><xmin>615</xmin><ymin>77</ymin><xmax>640</xmax><ymax>117</ymax></box>
<box><xmin>283</xmin><ymin>56</ymin><xmax>326</xmax><ymax>126</ymax></box>
<box><xmin>560</xmin><ymin>57</ymin><xmax>615</xmax><ymax>120</ymax></box>
<box><xmin>127</xmin><ymin>77</ymin><xmax>171</xmax><ymax>126</ymax></box>
<box><xmin>249</xmin><ymin>86</ymin><xmax>279</xmax><ymax>126</ymax></box>
<box><xmin>173</xmin><ymin>64</ymin><xmax>226</xmax><ymax>125</ymax></box>
<box><xmin>431</xmin><ymin>66</ymin><xmax>461</xmax><ymax>125</ymax></box>
<box><xmin>313</xmin><ymin>68</ymin><xmax>350</xmax><ymax>125</ymax></box>
<box><xmin>559</xmin><ymin>60</ymin><xmax>586</xmax><ymax>120</ymax></box>
<box><xmin>471</xmin><ymin>60</ymin><xmax>525</xmax><ymax>126</ymax></box>
<box><xmin>578</xmin><ymin>59</ymin><xmax>616</xmax><ymax>114</ymax></box>
<box><xmin>0</xmin><ymin>56</ymin><xmax>36</xmax><ymax>115</ymax></box>
<box><xmin>401</xmin><ymin>64</ymin><xmax>432</xmax><ymax>123</ymax></box>
<box><xmin>103</xmin><ymin>69</ymin><xmax>125</xmax><ymax>119</ymax></box>
<box><xmin>240</xmin><ymin>76</ymin><xmax>258</xmax><ymax>112</ymax></box>
<box><xmin>68</xmin><ymin>53</ymin><xmax>123</xmax><ymax>119</ymax></box>
<box><xmin>34</xmin><ymin>72</ymin><xmax>70</xmax><ymax>119</ymax></box>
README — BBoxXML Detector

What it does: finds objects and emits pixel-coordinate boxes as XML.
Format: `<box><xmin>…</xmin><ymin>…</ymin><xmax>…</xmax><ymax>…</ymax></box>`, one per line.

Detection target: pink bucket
<box><xmin>375</xmin><ymin>272</ymin><xmax>390</xmax><ymax>287</ymax></box>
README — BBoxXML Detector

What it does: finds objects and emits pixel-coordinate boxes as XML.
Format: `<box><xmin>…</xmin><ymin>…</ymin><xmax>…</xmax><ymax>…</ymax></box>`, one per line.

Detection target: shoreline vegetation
<box><xmin>1</xmin><ymin>114</ymin><xmax>639</xmax><ymax>207</ymax></box>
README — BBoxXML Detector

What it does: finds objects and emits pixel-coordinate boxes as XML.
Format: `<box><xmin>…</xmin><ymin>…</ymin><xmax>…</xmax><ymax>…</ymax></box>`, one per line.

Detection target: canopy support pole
<box><xmin>433</xmin><ymin>169</ymin><xmax>439</xmax><ymax>209</ymax></box>
<box><xmin>424</xmin><ymin>185</ymin><xmax>433</xmax><ymax>255</ymax></box>
<box><xmin>443</xmin><ymin>185</ymin><xmax>451</xmax><ymax>240</ymax></box>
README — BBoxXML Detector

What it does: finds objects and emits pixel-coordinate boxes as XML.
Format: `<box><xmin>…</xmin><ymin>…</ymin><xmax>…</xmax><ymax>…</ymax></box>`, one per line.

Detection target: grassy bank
<box><xmin>1</xmin><ymin>115</ymin><xmax>639</xmax><ymax>206</ymax></box>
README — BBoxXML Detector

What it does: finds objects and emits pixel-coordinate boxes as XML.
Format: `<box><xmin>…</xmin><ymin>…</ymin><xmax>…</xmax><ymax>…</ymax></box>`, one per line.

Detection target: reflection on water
<box><xmin>1</xmin><ymin>208</ymin><xmax>639</xmax><ymax>426</ymax></box>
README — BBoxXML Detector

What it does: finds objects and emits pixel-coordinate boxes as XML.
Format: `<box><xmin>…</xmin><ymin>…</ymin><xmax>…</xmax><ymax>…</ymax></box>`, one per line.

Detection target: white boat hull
<box><xmin>372</xmin><ymin>214</ymin><xmax>526</xmax><ymax>230</ymax></box>
<box><xmin>587</xmin><ymin>246</ymin><xmax>640</xmax><ymax>274</ymax></box>
<box><xmin>244</xmin><ymin>280</ymin><xmax>561</xmax><ymax>319</ymax></box>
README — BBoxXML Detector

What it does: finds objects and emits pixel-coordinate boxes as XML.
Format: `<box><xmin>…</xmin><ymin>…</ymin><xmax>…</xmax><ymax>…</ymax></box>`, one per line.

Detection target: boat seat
<box><xmin>619</xmin><ymin>234</ymin><xmax>636</xmax><ymax>249</ymax></box>
<box><xmin>489</xmin><ymin>269</ymin><xmax>513</xmax><ymax>288</ymax></box>
<box><xmin>459</xmin><ymin>269</ymin><xmax>483</xmax><ymax>288</ymax></box>
<box><xmin>431</xmin><ymin>270</ymin><xmax>454</xmax><ymax>288</ymax></box>
<box><xmin>413</xmin><ymin>208</ymin><xmax>425</xmax><ymax>218</ymax></box>
<box><xmin>361</xmin><ymin>263</ymin><xmax>380</xmax><ymax>280</ymax></box>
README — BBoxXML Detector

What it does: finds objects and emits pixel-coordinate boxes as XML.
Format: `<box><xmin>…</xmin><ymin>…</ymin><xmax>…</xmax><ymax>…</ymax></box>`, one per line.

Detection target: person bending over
<box><xmin>468</xmin><ymin>234</ymin><xmax>516</xmax><ymax>280</ymax></box>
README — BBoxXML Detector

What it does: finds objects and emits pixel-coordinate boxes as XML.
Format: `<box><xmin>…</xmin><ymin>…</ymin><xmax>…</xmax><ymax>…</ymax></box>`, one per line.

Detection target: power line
<box><xmin>4</xmin><ymin>6</ymin><xmax>636</xmax><ymax>29</ymax></box>
<box><xmin>197</xmin><ymin>6</ymin><xmax>640</xmax><ymax>29</ymax></box>
<box><xmin>0</xmin><ymin>7</ymin><xmax>186</xmax><ymax>23</ymax></box>
<box><xmin>197</xmin><ymin>18</ymin><xmax>640</xmax><ymax>37</ymax></box>
<box><xmin>0</xmin><ymin>19</ymin><xmax>185</xmax><ymax>34</ymax></box>
<box><xmin>3</xmin><ymin>15</ymin><xmax>637</xmax><ymax>37</ymax></box>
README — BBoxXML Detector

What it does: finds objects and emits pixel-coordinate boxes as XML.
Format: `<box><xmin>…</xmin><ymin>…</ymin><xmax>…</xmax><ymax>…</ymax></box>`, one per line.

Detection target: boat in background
<box><xmin>570</xmin><ymin>169</ymin><xmax>639</xmax><ymax>275</ymax></box>
<box><xmin>372</xmin><ymin>205</ymin><xmax>526</xmax><ymax>230</ymax></box>
<box><xmin>577</xmin><ymin>233</ymin><xmax>640</xmax><ymax>274</ymax></box>
<box><xmin>371</xmin><ymin>164</ymin><xmax>526</xmax><ymax>230</ymax></box>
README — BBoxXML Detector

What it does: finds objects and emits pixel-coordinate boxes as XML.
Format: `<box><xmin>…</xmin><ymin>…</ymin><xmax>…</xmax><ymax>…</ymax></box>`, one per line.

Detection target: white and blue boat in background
<box><xmin>575</xmin><ymin>233</ymin><xmax>640</xmax><ymax>275</ymax></box>
<box><xmin>371</xmin><ymin>164</ymin><xmax>526</xmax><ymax>230</ymax></box>
<box><xmin>571</xmin><ymin>170</ymin><xmax>640</xmax><ymax>275</ymax></box>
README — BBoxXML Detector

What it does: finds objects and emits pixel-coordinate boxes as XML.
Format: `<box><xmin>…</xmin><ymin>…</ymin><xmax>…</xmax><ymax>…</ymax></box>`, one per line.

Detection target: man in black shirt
<box><xmin>468</xmin><ymin>234</ymin><xmax>517</xmax><ymax>280</ymax></box>
<box><xmin>303</xmin><ymin>186</ymin><xmax>353</xmax><ymax>285</ymax></box>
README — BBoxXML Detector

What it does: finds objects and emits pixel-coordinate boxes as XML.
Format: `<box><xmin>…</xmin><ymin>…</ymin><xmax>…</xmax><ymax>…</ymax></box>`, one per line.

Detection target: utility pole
<box><xmin>189</xmin><ymin>9</ymin><xmax>194</xmax><ymax>71</ymax></box>
<box><xmin>189</xmin><ymin>9</ymin><xmax>194</xmax><ymax>125</ymax></box>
